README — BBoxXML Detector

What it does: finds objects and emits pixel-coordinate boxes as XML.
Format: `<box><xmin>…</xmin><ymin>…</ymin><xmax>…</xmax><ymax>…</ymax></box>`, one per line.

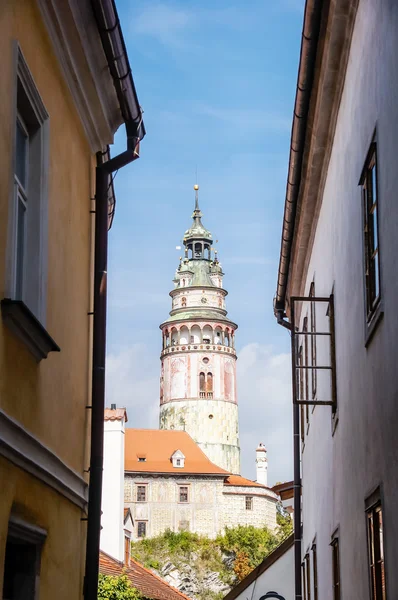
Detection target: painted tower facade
<box><xmin>159</xmin><ymin>186</ymin><xmax>240</xmax><ymax>474</ymax></box>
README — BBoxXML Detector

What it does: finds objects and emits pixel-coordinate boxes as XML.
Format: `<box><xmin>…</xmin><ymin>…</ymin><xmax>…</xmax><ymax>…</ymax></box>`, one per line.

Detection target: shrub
<box><xmin>97</xmin><ymin>574</ymin><xmax>141</xmax><ymax>600</ymax></box>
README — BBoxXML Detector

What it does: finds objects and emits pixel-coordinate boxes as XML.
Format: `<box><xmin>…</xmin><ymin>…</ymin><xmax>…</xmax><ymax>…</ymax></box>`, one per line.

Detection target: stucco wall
<box><xmin>160</xmin><ymin>399</ymin><xmax>240</xmax><ymax>474</ymax></box>
<box><xmin>101</xmin><ymin>419</ymin><xmax>126</xmax><ymax>562</ymax></box>
<box><xmin>233</xmin><ymin>545</ymin><xmax>294</xmax><ymax>600</ymax></box>
<box><xmin>0</xmin><ymin>456</ymin><xmax>86</xmax><ymax>600</ymax></box>
<box><xmin>222</xmin><ymin>488</ymin><xmax>277</xmax><ymax>532</ymax></box>
<box><xmin>125</xmin><ymin>476</ymin><xmax>277</xmax><ymax>539</ymax></box>
<box><xmin>0</xmin><ymin>2</ymin><xmax>95</xmax><ymax>598</ymax></box>
<box><xmin>297</xmin><ymin>1</ymin><xmax>398</xmax><ymax>599</ymax></box>
<box><xmin>0</xmin><ymin>0</ymin><xmax>92</xmax><ymax>474</ymax></box>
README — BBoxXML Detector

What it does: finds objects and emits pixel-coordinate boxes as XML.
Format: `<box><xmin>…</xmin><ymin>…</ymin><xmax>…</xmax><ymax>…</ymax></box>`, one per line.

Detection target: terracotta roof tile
<box><xmin>104</xmin><ymin>407</ymin><xmax>128</xmax><ymax>422</ymax></box>
<box><xmin>99</xmin><ymin>551</ymin><xmax>190</xmax><ymax>600</ymax></box>
<box><xmin>124</xmin><ymin>429</ymin><xmax>229</xmax><ymax>475</ymax></box>
<box><xmin>224</xmin><ymin>475</ymin><xmax>278</xmax><ymax>498</ymax></box>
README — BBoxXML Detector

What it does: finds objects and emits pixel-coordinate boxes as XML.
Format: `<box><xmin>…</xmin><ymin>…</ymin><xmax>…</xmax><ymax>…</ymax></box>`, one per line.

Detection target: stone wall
<box><xmin>125</xmin><ymin>475</ymin><xmax>277</xmax><ymax>540</ymax></box>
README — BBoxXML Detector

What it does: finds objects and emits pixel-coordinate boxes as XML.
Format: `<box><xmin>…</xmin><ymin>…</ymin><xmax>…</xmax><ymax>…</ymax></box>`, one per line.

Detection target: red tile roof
<box><xmin>99</xmin><ymin>551</ymin><xmax>191</xmax><ymax>600</ymax></box>
<box><xmin>124</xmin><ymin>429</ymin><xmax>229</xmax><ymax>475</ymax></box>
<box><xmin>224</xmin><ymin>475</ymin><xmax>275</xmax><ymax>492</ymax></box>
<box><xmin>104</xmin><ymin>407</ymin><xmax>128</xmax><ymax>422</ymax></box>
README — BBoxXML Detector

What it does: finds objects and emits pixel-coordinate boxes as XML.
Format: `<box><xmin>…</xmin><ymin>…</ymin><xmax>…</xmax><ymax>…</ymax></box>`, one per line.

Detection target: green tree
<box><xmin>97</xmin><ymin>574</ymin><xmax>142</xmax><ymax>600</ymax></box>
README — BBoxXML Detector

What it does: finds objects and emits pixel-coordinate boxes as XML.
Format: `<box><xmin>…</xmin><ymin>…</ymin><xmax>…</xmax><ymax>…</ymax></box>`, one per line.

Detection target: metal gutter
<box><xmin>84</xmin><ymin>2</ymin><xmax>145</xmax><ymax>599</ymax></box>
<box><xmin>274</xmin><ymin>0</ymin><xmax>324</xmax><ymax>317</ymax></box>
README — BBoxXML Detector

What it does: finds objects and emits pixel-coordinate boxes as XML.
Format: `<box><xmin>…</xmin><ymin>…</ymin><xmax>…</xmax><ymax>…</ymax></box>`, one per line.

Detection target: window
<box><xmin>331</xmin><ymin>533</ymin><xmax>341</xmax><ymax>600</ymax></box>
<box><xmin>176</xmin><ymin>459</ymin><xmax>181</xmax><ymax>466</ymax></box>
<box><xmin>312</xmin><ymin>541</ymin><xmax>318</xmax><ymax>600</ymax></box>
<box><xmin>199</xmin><ymin>372</ymin><xmax>206</xmax><ymax>398</ymax></box>
<box><xmin>206</xmin><ymin>372</ymin><xmax>213</xmax><ymax>398</ymax></box>
<box><xmin>301</xmin><ymin>560</ymin><xmax>308</xmax><ymax>600</ymax></box>
<box><xmin>179</xmin><ymin>520</ymin><xmax>189</xmax><ymax>532</ymax></box>
<box><xmin>305</xmin><ymin>553</ymin><xmax>311</xmax><ymax>600</ymax></box>
<box><xmin>7</xmin><ymin>46</ymin><xmax>49</xmax><ymax>322</ymax></box>
<box><xmin>245</xmin><ymin>496</ymin><xmax>253</xmax><ymax>510</ymax></box>
<box><xmin>309</xmin><ymin>282</ymin><xmax>317</xmax><ymax>400</ymax></box>
<box><xmin>360</xmin><ymin>142</ymin><xmax>381</xmax><ymax>325</ymax></box>
<box><xmin>137</xmin><ymin>522</ymin><xmax>146</xmax><ymax>538</ymax></box>
<box><xmin>298</xmin><ymin>345</ymin><xmax>305</xmax><ymax>443</ymax></box>
<box><xmin>138</xmin><ymin>457</ymin><xmax>146</xmax><ymax>462</ymax></box>
<box><xmin>366</xmin><ymin>490</ymin><xmax>386</xmax><ymax>600</ymax></box>
<box><xmin>179</xmin><ymin>486</ymin><xmax>189</xmax><ymax>503</ymax></box>
<box><xmin>303</xmin><ymin>316</ymin><xmax>309</xmax><ymax>426</ymax></box>
<box><xmin>181</xmin><ymin>296</ymin><xmax>187</xmax><ymax>307</ymax></box>
<box><xmin>136</xmin><ymin>485</ymin><xmax>147</xmax><ymax>502</ymax></box>
<box><xmin>2</xmin><ymin>516</ymin><xmax>46</xmax><ymax>600</ymax></box>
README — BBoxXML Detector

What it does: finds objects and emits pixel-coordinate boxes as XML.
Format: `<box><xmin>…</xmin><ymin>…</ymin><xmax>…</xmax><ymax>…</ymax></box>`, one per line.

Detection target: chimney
<box><xmin>256</xmin><ymin>443</ymin><xmax>268</xmax><ymax>486</ymax></box>
<box><xmin>100</xmin><ymin>406</ymin><xmax>128</xmax><ymax>561</ymax></box>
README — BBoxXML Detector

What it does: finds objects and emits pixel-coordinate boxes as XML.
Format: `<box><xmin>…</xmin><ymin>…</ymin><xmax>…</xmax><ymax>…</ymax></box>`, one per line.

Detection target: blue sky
<box><xmin>106</xmin><ymin>0</ymin><xmax>305</xmax><ymax>485</ymax></box>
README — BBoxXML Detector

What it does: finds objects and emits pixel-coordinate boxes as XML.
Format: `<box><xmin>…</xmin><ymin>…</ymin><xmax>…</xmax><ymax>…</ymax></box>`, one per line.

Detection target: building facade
<box><xmin>159</xmin><ymin>186</ymin><xmax>240</xmax><ymax>474</ymax></box>
<box><xmin>122</xmin><ymin>427</ymin><xmax>278</xmax><ymax>540</ymax></box>
<box><xmin>0</xmin><ymin>2</ymin><xmax>143</xmax><ymax>599</ymax></box>
<box><xmin>274</xmin><ymin>0</ymin><xmax>398</xmax><ymax>599</ymax></box>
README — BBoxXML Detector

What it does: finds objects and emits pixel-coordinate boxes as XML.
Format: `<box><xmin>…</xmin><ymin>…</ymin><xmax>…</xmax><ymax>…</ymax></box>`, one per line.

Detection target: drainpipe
<box><xmin>276</xmin><ymin>311</ymin><xmax>302</xmax><ymax>600</ymax></box>
<box><xmin>84</xmin><ymin>145</ymin><xmax>140</xmax><ymax>600</ymax></box>
<box><xmin>84</xmin><ymin>2</ymin><xmax>145</xmax><ymax>599</ymax></box>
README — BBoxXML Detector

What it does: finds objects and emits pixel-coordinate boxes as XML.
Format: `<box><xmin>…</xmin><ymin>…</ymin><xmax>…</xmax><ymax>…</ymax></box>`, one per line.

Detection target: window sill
<box><xmin>1</xmin><ymin>299</ymin><xmax>60</xmax><ymax>361</ymax></box>
<box><xmin>364</xmin><ymin>302</ymin><xmax>384</xmax><ymax>347</ymax></box>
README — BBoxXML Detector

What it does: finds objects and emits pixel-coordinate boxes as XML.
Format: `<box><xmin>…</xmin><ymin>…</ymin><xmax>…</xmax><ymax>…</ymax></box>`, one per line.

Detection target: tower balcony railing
<box><xmin>161</xmin><ymin>342</ymin><xmax>236</xmax><ymax>357</ymax></box>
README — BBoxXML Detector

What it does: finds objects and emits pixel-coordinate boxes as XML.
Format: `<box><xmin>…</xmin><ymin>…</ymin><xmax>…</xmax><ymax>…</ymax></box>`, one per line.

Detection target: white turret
<box><xmin>256</xmin><ymin>442</ymin><xmax>268</xmax><ymax>486</ymax></box>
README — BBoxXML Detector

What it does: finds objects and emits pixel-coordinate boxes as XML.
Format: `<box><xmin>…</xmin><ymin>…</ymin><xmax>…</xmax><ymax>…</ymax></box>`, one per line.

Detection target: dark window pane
<box><xmin>371</xmin><ymin>164</ymin><xmax>377</xmax><ymax>205</ymax></box>
<box><xmin>15</xmin><ymin>195</ymin><xmax>26</xmax><ymax>300</ymax></box>
<box><xmin>16</xmin><ymin>119</ymin><xmax>28</xmax><ymax>188</ymax></box>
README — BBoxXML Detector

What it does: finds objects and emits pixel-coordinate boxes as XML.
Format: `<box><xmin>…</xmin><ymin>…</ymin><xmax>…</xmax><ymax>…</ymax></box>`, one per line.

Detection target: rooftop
<box><xmin>99</xmin><ymin>551</ymin><xmax>190</xmax><ymax>600</ymax></box>
<box><xmin>124</xmin><ymin>429</ymin><xmax>229</xmax><ymax>476</ymax></box>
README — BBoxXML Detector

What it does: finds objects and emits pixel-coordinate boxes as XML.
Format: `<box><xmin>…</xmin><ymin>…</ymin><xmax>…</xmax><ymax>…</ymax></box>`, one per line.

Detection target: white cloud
<box><xmin>133</xmin><ymin>4</ymin><xmax>192</xmax><ymax>48</ymax></box>
<box><xmin>197</xmin><ymin>105</ymin><xmax>291</xmax><ymax>134</ymax></box>
<box><xmin>106</xmin><ymin>344</ymin><xmax>159</xmax><ymax>428</ymax></box>
<box><xmin>237</xmin><ymin>343</ymin><xmax>293</xmax><ymax>485</ymax></box>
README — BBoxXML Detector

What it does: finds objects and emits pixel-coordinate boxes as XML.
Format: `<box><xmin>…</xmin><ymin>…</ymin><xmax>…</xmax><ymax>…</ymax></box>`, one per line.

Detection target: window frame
<box><xmin>136</xmin><ymin>485</ymin><xmax>147</xmax><ymax>502</ymax></box>
<box><xmin>365</xmin><ymin>488</ymin><xmax>387</xmax><ymax>600</ymax></box>
<box><xmin>6</xmin><ymin>43</ymin><xmax>49</xmax><ymax>324</ymax></box>
<box><xmin>312</xmin><ymin>540</ymin><xmax>318</xmax><ymax>600</ymax></box>
<box><xmin>137</xmin><ymin>521</ymin><xmax>146</xmax><ymax>538</ymax></box>
<box><xmin>245</xmin><ymin>496</ymin><xmax>253</xmax><ymax>511</ymax></box>
<box><xmin>2</xmin><ymin>515</ymin><xmax>47</xmax><ymax>600</ymax></box>
<box><xmin>178</xmin><ymin>485</ymin><xmax>189</xmax><ymax>503</ymax></box>
<box><xmin>331</xmin><ymin>531</ymin><xmax>341</xmax><ymax>600</ymax></box>
<box><xmin>359</xmin><ymin>139</ymin><xmax>383</xmax><ymax>344</ymax></box>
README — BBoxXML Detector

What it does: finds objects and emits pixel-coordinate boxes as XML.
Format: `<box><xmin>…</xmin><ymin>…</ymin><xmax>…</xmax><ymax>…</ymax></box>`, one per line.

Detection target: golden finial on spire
<box><xmin>194</xmin><ymin>184</ymin><xmax>199</xmax><ymax>191</ymax></box>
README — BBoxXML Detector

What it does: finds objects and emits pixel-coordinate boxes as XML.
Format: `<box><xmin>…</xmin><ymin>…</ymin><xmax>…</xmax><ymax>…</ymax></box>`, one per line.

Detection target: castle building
<box><xmin>159</xmin><ymin>186</ymin><xmax>240</xmax><ymax>474</ymax></box>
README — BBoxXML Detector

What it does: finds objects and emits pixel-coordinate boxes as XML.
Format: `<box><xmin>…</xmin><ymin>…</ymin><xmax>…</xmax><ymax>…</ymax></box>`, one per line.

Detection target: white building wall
<box><xmin>298</xmin><ymin>1</ymin><xmax>398</xmax><ymax>598</ymax></box>
<box><xmin>232</xmin><ymin>546</ymin><xmax>294</xmax><ymax>600</ymax></box>
<box><xmin>124</xmin><ymin>476</ymin><xmax>277</xmax><ymax>539</ymax></box>
<box><xmin>101</xmin><ymin>418</ymin><xmax>125</xmax><ymax>561</ymax></box>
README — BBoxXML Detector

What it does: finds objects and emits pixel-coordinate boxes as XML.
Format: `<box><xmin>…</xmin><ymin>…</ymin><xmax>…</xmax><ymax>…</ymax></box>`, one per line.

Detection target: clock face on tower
<box><xmin>201</xmin><ymin>296</ymin><xmax>208</xmax><ymax>304</ymax></box>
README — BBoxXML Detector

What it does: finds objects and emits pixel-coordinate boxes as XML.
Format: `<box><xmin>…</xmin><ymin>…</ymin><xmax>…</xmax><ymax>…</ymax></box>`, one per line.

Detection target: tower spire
<box><xmin>194</xmin><ymin>184</ymin><xmax>200</xmax><ymax>212</ymax></box>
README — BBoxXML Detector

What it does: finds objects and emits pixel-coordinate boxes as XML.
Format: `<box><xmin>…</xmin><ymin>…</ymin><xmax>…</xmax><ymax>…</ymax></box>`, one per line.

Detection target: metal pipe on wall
<box><xmin>84</xmin><ymin>153</ymin><xmax>109</xmax><ymax>600</ymax></box>
<box><xmin>276</xmin><ymin>313</ymin><xmax>302</xmax><ymax>600</ymax></box>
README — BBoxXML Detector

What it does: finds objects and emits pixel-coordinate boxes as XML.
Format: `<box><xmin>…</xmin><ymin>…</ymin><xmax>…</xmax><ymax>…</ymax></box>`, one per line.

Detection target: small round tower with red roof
<box><xmin>159</xmin><ymin>186</ymin><xmax>240</xmax><ymax>474</ymax></box>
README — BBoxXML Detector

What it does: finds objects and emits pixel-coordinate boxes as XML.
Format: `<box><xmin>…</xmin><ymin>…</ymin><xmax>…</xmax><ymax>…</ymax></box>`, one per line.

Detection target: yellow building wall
<box><xmin>0</xmin><ymin>0</ymin><xmax>93</xmax><ymax>474</ymax></box>
<box><xmin>0</xmin><ymin>1</ymin><xmax>98</xmax><ymax>598</ymax></box>
<box><xmin>0</xmin><ymin>457</ymin><xmax>87</xmax><ymax>599</ymax></box>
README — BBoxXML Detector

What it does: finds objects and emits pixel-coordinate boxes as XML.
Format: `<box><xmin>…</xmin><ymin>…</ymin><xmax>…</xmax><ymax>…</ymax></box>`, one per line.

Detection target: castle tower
<box><xmin>159</xmin><ymin>186</ymin><xmax>240</xmax><ymax>474</ymax></box>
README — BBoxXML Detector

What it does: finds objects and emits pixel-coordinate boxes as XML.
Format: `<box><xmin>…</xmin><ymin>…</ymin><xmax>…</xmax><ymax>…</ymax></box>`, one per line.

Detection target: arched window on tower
<box><xmin>199</xmin><ymin>372</ymin><xmax>206</xmax><ymax>398</ymax></box>
<box><xmin>206</xmin><ymin>373</ymin><xmax>213</xmax><ymax>398</ymax></box>
<box><xmin>194</xmin><ymin>243</ymin><xmax>202</xmax><ymax>258</ymax></box>
<box><xmin>181</xmin><ymin>297</ymin><xmax>187</xmax><ymax>307</ymax></box>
